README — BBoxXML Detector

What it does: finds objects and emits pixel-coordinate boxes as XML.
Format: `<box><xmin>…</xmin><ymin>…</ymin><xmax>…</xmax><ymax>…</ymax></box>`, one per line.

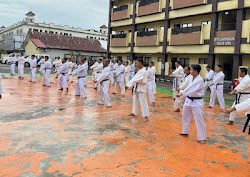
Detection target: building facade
<box><xmin>107</xmin><ymin>0</ymin><xmax>250</xmax><ymax>81</ymax></box>
<box><xmin>0</xmin><ymin>11</ymin><xmax>108</xmax><ymax>53</ymax></box>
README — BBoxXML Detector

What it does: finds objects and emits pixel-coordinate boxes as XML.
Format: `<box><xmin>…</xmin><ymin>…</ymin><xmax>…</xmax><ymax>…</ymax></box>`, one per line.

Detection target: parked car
<box><xmin>2</xmin><ymin>53</ymin><xmax>20</xmax><ymax>64</ymax></box>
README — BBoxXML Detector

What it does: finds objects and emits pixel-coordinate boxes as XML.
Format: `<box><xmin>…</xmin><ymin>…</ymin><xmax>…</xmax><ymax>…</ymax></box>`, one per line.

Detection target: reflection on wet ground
<box><xmin>0</xmin><ymin>77</ymin><xmax>249</xmax><ymax>177</ymax></box>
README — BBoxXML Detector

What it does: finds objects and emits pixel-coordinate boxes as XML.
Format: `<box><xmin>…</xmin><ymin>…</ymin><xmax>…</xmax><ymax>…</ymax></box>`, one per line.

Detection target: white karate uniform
<box><xmin>58</xmin><ymin>62</ymin><xmax>70</xmax><ymax>90</ymax></box>
<box><xmin>10</xmin><ymin>57</ymin><xmax>17</xmax><ymax>75</ymax></box>
<box><xmin>235</xmin><ymin>98</ymin><xmax>250</xmax><ymax>113</ymax></box>
<box><xmin>94</xmin><ymin>63</ymin><xmax>103</xmax><ymax>89</ymax></box>
<box><xmin>72</xmin><ymin>63</ymin><xmax>88</xmax><ymax>99</ymax></box>
<box><xmin>209</xmin><ymin>71</ymin><xmax>225</xmax><ymax>109</ymax></box>
<box><xmin>124</xmin><ymin>65</ymin><xmax>131</xmax><ymax>85</ymax></box>
<box><xmin>90</xmin><ymin>62</ymin><xmax>99</xmax><ymax>81</ymax></box>
<box><xmin>147</xmin><ymin>67</ymin><xmax>156</xmax><ymax>104</ymax></box>
<box><xmin>114</xmin><ymin>64</ymin><xmax>125</xmax><ymax>96</ymax></box>
<box><xmin>204</xmin><ymin>70</ymin><xmax>214</xmax><ymax>93</ymax></box>
<box><xmin>41</xmin><ymin>60</ymin><xmax>52</xmax><ymax>87</ymax></box>
<box><xmin>53</xmin><ymin>59</ymin><xmax>62</xmax><ymax>74</ymax></box>
<box><xmin>109</xmin><ymin>62</ymin><xmax>115</xmax><ymax>84</ymax></box>
<box><xmin>229</xmin><ymin>75</ymin><xmax>250</xmax><ymax>122</ymax></box>
<box><xmin>127</xmin><ymin>67</ymin><xmax>149</xmax><ymax>118</ymax></box>
<box><xmin>129</xmin><ymin>63</ymin><xmax>135</xmax><ymax>81</ymax></box>
<box><xmin>17</xmin><ymin>56</ymin><xmax>25</xmax><ymax>78</ymax></box>
<box><xmin>174</xmin><ymin>74</ymin><xmax>193</xmax><ymax>110</ymax></box>
<box><xmin>39</xmin><ymin>58</ymin><xmax>46</xmax><ymax>75</ymax></box>
<box><xmin>29</xmin><ymin>59</ymin><xmax>37</xmax><ymax>82</ymax></box>
<box><xmin>172</xmin><ymin>66</ymin><xmax>184</xmax><ymax>99</ymax></box>
<box><xmin>0</xmin><ymin>73</ymin><xmax>2</xmax><ymax>96</ymax></box>
<box><xmin>97</xmin><ymin>66</ymin><xmax>112</xmax><ymax>107</ymax></box>
<box><xmin>181</xmin><ymin>75</ymin><xmax>206</xmax><ymax>141</ymax></box>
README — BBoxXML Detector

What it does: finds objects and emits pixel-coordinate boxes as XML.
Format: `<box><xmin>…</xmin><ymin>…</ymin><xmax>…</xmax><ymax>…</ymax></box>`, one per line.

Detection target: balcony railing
<box><xmin>217</xmin><ymin>23</ymin><xmax>236</xmax><ymax>31</ymax></box>
<box><xmin>172</xmin><ymin>26</ymin><xmax>201</xmax><ymax>35</ymax></box>
<box><xmin>137</xmin><ymin>30</ymin><xmax>157</xmax><ymax>37</ymax></box>
<box><xmin>139</xmin><ymin>0</ymin><xmax>159</xmax><ymax>7</ymax></box>
<box><xmin>113</xmin><ymin>5</ymin><xmax>128</xmax><ymax>13</ymax></box>
<box><xmin>111</xmin><ymin>33</ymin><xmax>127</xmax><ymax>39</ymax></box>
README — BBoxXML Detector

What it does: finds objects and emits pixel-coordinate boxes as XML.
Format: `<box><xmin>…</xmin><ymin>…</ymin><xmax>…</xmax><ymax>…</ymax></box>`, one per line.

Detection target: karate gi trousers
<box><xmin>18</xmin><ymin>65</ymin><xmax>24</xmax><ymax>78</ymax></box>
<box><xmin>99</xmin><ymin>81</ymin><xmax>112</xmax><ymax>107</ymax></box>
<box><xmin>76</xmin><ymin>77</ymin><xmax>87</xmax><ymax>99</ymax></box>
<box><xmin>114</xmin><ymin>81</ymin><xmax>125</xmax><ymax>95</ymax></box>
<box><xmin>10</xmin><ymin>64</ymin><xmax>16</xmax><ymax>75</ymax></box>
<box><xmin>147</xmin><ymin>81</ymin><xmax>155</xmax><ymax>104</ymax></box>
<box><xmin>132</xmin><ymin>92</ymin><xmax>150</xmax><ymax>118</ymax></box>
<box><xmin>58</xmin><ymin>74</ymin><xmax>68</xmax><ymax>90</ymax></box>
<box><xmin>30</xmin><ymin>68</ymin><xmax>37</xmax><ymax>82</ymax></box>
<box><xmin>182</xmin><ymin>101</ymin><xmax>206</xmax><ymax>141</ymax></box>
<box><xmin>43</xmin><ymin>69</ymin><xmax>51</xmax><ymax>87</ymax></box>
<box><xmin>209</xmin><ymin>85</ymin><xmax>225</xmax><ymax>109</ymax></box>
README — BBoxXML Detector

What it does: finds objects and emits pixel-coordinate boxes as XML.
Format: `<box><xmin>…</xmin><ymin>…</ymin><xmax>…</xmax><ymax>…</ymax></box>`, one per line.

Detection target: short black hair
<box><xmin>217</xmin><ymin>64</ymin><xmax>223</xmax><ymax>69</ymax></box>
<box><xmin>206</xmin><ymin>65</ymin><xmax>211</xmax><ymax>69</ymax></box>
<box><xmin>45</xmin><ymin>56</ymin><xmax>49</xmax><ymax>59</ymax></box>
<box><xmin>150</xmin><ymin>61</ymin><xmax>154</xmax><ymax>65</ymax></box>
<box><xmin>176</xmin><ymin>61</ymin><xmax>181</xmax><ymax>65</ymax></box>
<box><xmin>191</xmin><ymin>64</ymin><xmax>201</xmax><ymax>73</ymax></box>
<box><xmin>31</xmin><ymin>55</ymin><xmax>36</xmax><ymax>57</ymax></box>
<box><xmin>136</xmin><ymin>59</ymin><xmax>144</xmax><ymax>66</ymax></box>
<box><xmin>186</xmin><ymin>66</ymin><xmax>191</xmax><ymax>71</ymax></box>
<box><xmin>239</xmin><ymin>67</ymin><xmax>248</xmax><ymax>75</ymax></box>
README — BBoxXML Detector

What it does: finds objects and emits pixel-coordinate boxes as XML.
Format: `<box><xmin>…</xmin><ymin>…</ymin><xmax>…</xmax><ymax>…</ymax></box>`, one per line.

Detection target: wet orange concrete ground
<box><xmin>0</xmin><ymin>77</ymin><xmax>249</xmax><ymax>177</ymax></box>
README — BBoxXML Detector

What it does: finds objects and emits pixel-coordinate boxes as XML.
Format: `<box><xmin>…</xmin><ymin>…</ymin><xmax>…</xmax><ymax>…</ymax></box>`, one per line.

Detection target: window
<box><xmin>45</xmin><ymin>30</ymin><xmax>48</xmax><ymax>33</ymax></box>
<box><xmin>127</xmin><ymin>56</ymin><xmax>131</xmax><ymax>61</ymax></box>
<box><xmin>173</xmin><ymin>24</ymin><xmax>181</xmax><ymax>28</ymax></box>
<box><xmin>199</xmin><ymin>58</ymin><xmax>208</xmax><ymax>64</ymax></box>
<box><xmin>55</xmin><ymin>32</ymin><xmax>58</xmax><ymax>34</ymax></box>
<box><xmin>179</xmin><ymin>58</ymin><xmax>189</xmax><ymax>67</ymax></box>
<box><xmin>87</xmin><ymin>36</ymin><xmax>89</xmax><ymax>38</ymax></box>
<box><xmin>49</xmin><ymin>31</ymin><xmax>54</xmax><ymax>34</ymax></box>
<box><xmin>33</xmin><ymin>29</ymin><xmax>39</xmax><ymax>32</ymax></box>
<box><xmin>158</xmin><ymin>57</ymin><xmax>161</xmax><ymax>62</ymax></box>
<box><xmin>64</xmin><ymin>33</ymin><xmax>68</xmax><ymax>35</ymax></box>
<box><xmin>144</xmin><ymin>57</ymin><xmax>151</xmax><ymax>67</ymax></box>
<box><xmin>117</xmin><ymin>56</ymin><xmax>122</xmax><ymax>60</ymax></box>
<box><xmin>202</xmin><ymin>21</ymin><xmax>211</xmax><ymax>25</ymax></box>
<box><xmin>60</xmin><ymin>32</ymin><xmax>63</xmax><ymax>35</ymax></box>
<box><xmin>182</xmin><ymin>23</ymin><xmax>192</xmax><ymax>28</ymax></box>
<box><xmin>40</xmin><ymin>30</ymin><xmax>43</xmax><ymax>32</ymax></box>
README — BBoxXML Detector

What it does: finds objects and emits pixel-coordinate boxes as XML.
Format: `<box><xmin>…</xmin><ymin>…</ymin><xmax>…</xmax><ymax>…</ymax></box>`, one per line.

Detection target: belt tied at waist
<box><xmin>216</xmin><ymin>83</ymin><xmax>223</xmax><ymax>90</ymax></box>
<box><xmin>78</xmin><ymin>76</ymin><xmax>86</xmax><ymax>79</ymax></box>
<box><xmin>235</xmin><ymin>92</ymin><xmax>250</xmax><ymax>104</ymax></box>
<box><xmin>187</xmin><ymin>96</ymin><xmax>203</xmax><ymax>101</ymax></box>
<box><xmin>100</xmin><ymin>79</ymin><xmax>109</xmax><ymax>85</ymax></box>
<box><xmin>60</xmin><ymin>73</ymin><xmax>67</xmax><ymax>75</ymax></box>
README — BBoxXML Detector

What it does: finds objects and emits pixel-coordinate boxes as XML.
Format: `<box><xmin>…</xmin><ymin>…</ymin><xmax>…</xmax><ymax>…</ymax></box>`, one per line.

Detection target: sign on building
<box><xmin>214</xmin><ymin>37</ymin><xmax>235</xmax><ymax>46</ymax></box>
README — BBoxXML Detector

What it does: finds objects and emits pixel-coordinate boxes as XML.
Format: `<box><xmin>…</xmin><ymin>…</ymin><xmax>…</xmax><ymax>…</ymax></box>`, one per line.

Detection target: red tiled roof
<box><xmin>31</xmin><ymin>39</ymin><xmax>46</xmax><ymax>48</ymax></box>
<box><xmin>27</xmin><ymin>32</ymin><xmax>106</xmax><ymax>53</ymax></box>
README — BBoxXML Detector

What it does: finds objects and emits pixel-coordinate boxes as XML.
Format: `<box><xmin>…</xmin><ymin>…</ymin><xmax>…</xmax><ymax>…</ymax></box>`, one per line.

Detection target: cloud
<box><xmin>0</xmin><ymin>0</ymin><xmax>109</xmax><ymax>29</ymax></box>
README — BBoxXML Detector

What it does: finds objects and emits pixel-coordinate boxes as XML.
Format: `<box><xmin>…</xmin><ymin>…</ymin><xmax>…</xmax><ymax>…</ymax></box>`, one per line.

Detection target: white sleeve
<box><xmin>235</xmin><ymin>79</ymin><xmax>250</xmax><ymax>92</ymax></box>
<box><xmin>126</xmin><ymin>70</ymin><xmax>144</xmax><ymax>88</ymax></box>
<box><xmin>97</xmin><ymin>70</ymin><xmax>109</xmax><ymax>83</ymax></box>
<box><xmin>182</xmin><ymin>79</ymin><xmax>202</xmax><ymax>97</ymax></box>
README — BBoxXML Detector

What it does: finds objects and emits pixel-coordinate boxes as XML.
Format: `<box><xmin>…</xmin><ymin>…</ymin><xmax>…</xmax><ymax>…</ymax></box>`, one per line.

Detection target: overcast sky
<box><xmin>0</xmin><ymin>0</ymin><xmax>109</xmax><ymax>30</ymax></box>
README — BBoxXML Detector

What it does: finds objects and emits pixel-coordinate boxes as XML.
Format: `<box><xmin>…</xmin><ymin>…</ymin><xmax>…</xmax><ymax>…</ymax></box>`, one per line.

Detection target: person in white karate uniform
<box><xmin>53</xmin><ymin>57</ymin><xmax>62</xmax><ymax>75</ymax></box>
<box><xmin>177</xmin><ymin>64</ymin><xmax>206</xmax><ymax>144</ymax></box>
<box><xmin>109</xmin><ymin>60</ymin><xmax>115</xmax><ymax>84</ymax></box>
<box><xmin>113</xmin><ymin>59</ymin><xmax>125</xmax><ymax>96</ymax></box>
<box><xmin>96</xmin><ymin>59</ymin><xmax>112</xmax><ymax>108</ymax></box>
<box><xmin>58</xmin><ymin>58</ymin><xmax>70</xmax><ymax>91</ymax></box>
<box><xmin>227</xmin><ymin>67</ymin><xmax>250</xmax><ymax>125</ymax></box>
<box><xmin>0</xmin><ymin>73</ymin><xmax>2</xmax><ymax>99</ymax></box>
<box><xmin>207</xmin><ymin>65</ymin><xmax>225</xmax><ymax>110</ymax></box>
<box><xmin>41</xmin><ymin>56</ymin><xmax>52</xmax><ymax>87</ymax></box>
<box><xmin>17</xmin><ymin>53</ymin><xmax>25</xmax><ymax>79</ymax></box>
<box><xmin>127</xmin><ymin>59</ymin><xmax>149</xmax><ymax>120</ymax></box>
<box><xmin>227</xmin><ymin>98</ymin><xmax>250</xmax><ymax>114</ymax></box>
<box><xmin>203</xmin><ymin>65</ymin><xmax>214</xmax><ymax>94</ymax></box>
<box><xmin>147</xmin><ymin>61</ymin><xmax>156</xmax><ymax>106</ymax></box>
<box><xmin>124</xmin><ymin>61</ymin><xmax>131</xmax><ymax>86</ymax></box>
<box><xmin>29</xmin><ymin>55</ymin><xmax>37</xmax><ymax>83</ymax></box>
<box><xmin>72</xmin><ymin>58</ymin><xmax>88</xmax><ymax>99</ymax></box>
<box><xmin>174</xmin><ymin>66</ymin><xmax>192</xmax><ymax>112</ymax></box>
<box><xmin>170</xmin><ymin>61</ymin><xmax>184</xmax><ymax>99</ymax></box>
<box><xmin>38</xmin><ymin>56</ymin><xmax>46</xmax><ymax>75</ymax></box>
<box><xmin>94</xmin><ymin>59</ymin><xmax>103</xmax><ymax>89</ymax></box>
<box><xmin>90</xmin><ymin>59</ymin><xmax>99</xmax><ymax>81</ymax></box>
<box><xmin>10</xmin><ymin>56</ymin><xmax>17</xmax><ymax>76</ymax></box>
<box><xmin>129</xmin><ymin>61</ymin><xmax>135</xmax><ymax>81</ymax></box>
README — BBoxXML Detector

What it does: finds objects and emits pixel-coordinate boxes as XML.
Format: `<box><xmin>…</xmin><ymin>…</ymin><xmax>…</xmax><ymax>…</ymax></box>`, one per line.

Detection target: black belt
<box><xmin>187</xmin><ymin>96</ymin><xmax>203</xmax><ymax>101</ymax></box>
<box><xmin>236</xmin><ymin>92</ymin><xmax>250</xmax><ymax>104</ymax></box>
<box><xmin>61</xmin><ymin>73</ymin><xmax>67</xmax><ymax>75</ymax></box>
<box><xmin>78</xmin><ymin>76</ymin><xmax>86</xmax><ymax>79</ymax></box>
<box><xmin>216</xmin><ymin>83</ymin><xmax>223</xmax><ymax>90</ymax></box>
<box><xmin>101</xmin><ymin>79</ymin><xmax>109</xmax><ymax>85</ymax></box>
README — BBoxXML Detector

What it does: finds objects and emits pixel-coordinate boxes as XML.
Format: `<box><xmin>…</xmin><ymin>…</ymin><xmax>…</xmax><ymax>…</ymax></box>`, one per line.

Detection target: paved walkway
<box><xmin>0</xmin><ymin>77</ymin><xmax>249</xmax><ymax>177</ymax></box>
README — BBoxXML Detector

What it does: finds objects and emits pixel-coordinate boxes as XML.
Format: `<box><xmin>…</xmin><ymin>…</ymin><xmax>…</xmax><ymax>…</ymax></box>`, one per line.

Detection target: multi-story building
<box><xmin>0</xmin><ymin>11</ymin><xmax>108</xmax><ymax>53</ymax></box>
<box><xmin>107</xmin><ymin>0</ymin><xmax>250</xmax><ymax>81</ymax></box>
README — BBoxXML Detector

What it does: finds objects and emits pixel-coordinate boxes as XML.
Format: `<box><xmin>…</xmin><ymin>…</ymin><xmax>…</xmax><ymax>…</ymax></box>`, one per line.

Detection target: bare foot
<box><xmin>206</xmin><ymin>106</ymin><xmax>213</xmax><ymax>109</ymax></box>
<box><xmin>128</xmin><ymin>113</ymin><xmax>136</xmax><ymax>117</ymax></box>
<box><xmin>228</xmin><ymin>121</ymin><xmax>234</xmax><ymax>125</ymax></box>
<box><xmin>174</xmin><ymin>109</ymin><xmax>180</xmax><ymax>112</ymax></box>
